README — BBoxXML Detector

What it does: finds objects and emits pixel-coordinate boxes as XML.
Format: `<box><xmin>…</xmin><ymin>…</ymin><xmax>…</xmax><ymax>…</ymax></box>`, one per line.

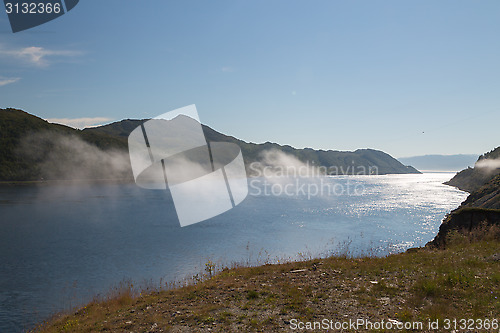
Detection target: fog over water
<box><xmin>0</xmin><ymin>173</ymin><xmax>466</xmax><ymax>332</ymax></box>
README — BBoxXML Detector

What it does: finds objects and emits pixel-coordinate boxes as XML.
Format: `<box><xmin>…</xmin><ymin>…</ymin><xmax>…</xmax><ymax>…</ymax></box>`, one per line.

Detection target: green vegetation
<box><xmin>0</xmin><ymin>108</ymin><xmax>419</xmax><ymax>182</ymax></box>
<box><xmin>0</xmin><ymin>108</ymin><xmax>69</xmax><ymax>181</ymax></box>
<box><xmin>0</xmin><ymin>108</ymin><xmax>129</xmax><ymax>181</ymax></box>
<box><xmin>428</xmin><ymin>208</ymin><xmax>500</xmax><ymax>248</ymax></box>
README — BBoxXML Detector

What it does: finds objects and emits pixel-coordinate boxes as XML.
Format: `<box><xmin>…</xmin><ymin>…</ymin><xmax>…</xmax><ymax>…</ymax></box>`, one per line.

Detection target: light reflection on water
<box><xmin>0</xmin><ymin>173</ymin><xmax>466</xmax><ymax>332</ymax></box>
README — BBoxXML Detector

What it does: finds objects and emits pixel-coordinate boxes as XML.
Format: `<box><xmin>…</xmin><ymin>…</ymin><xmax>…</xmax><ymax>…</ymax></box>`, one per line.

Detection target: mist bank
<box><xmin>86</xmin><ymin>116</ymin><xmax>420</xmax><ymax>176</ymax></box>
<box><xmin>445</xmin><ymin>146</ymin><xmax>500</xmax><ymax>192</ymax></box>
<box><xmin>0</xmin><ymin>108</ymin><xmax>419</xmax><ymax>182</ymax></box>
<box><xmin>0</xmin><ymin>109</ymin><xmax>132</xmax><ymax>182</ymax></box>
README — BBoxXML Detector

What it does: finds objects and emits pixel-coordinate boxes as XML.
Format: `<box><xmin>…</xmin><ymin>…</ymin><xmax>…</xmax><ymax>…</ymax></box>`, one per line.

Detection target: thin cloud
<box><xmin>0</xmin><ymin>45</ymin><xmax>82</xmax><ymax>67</ymax></box>
<box><xmin>46</xmin><ymin>117</ymin><xmax>113</xmax><ymax>129</ymax></box>
<box><xmin>476</xmin><ymin>158</ymin><xmax>500</xmax><ymax>170</ymax></box>
<box><xmin>0</xmin><ymin>77</ymin><xmax>20</xmax><ymax>86</ymax></box>
<box><xmin>221</xmin><ymin>66</ymin><xmax>234</xmax><ymax>72</ymax></box>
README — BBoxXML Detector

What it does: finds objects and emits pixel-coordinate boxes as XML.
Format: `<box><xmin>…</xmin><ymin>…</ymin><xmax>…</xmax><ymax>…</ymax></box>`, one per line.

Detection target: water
<box><xmin>0</xmin><ymin>173</ymin><xmax>466</xmax><ymax>332</ymax></box>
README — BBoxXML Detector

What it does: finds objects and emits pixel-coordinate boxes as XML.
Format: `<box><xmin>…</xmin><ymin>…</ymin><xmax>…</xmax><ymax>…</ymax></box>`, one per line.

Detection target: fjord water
<box><xmin>0</xmin><ymin>173</ymin><xmax>466</xmax><ymax>332</ymax></box>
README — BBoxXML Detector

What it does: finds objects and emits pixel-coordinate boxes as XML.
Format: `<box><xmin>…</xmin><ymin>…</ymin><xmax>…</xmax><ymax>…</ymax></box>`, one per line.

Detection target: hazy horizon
<box><xmin>40</xmin><ymin>114</ymin><xmax>485</xmax><ymax>158</ymax></box>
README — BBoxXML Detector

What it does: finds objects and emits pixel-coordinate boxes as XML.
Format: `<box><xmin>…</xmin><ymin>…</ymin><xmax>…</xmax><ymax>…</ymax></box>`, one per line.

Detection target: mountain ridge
<box><xmin>85</xmin><ymin>117</ymin><xmax>420</xmax><ymax>176</ymax></box>
<box><xmin>0</xmin><ymin>108</ymin><xmax>420</xmax><ymax>181</ymax></box>
<box><xmin>444</xmin><ymin>146</ymin><xmax>500</xmax><ymax>192</ymax></box>
<box><xmin>427</xmin><ymin>147</ymin><xmax>500</xmax><ymax>248</ymax></box>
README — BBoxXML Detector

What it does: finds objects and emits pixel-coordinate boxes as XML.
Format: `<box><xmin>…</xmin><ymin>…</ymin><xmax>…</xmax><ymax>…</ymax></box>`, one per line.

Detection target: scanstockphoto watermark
<box><xmin>248</xmin><ymin>162</ymin><xmax>378</xmax><ymax>199</ymax></box>
<box><xmin>289</xmin><ymin>318</ymin><xmax>500</xmax><ymax>331</ymax></box>
<box><xmin>249</xmin><ymin>161</ymin><xmax>379</xmax><ymax>178</ymax></box>
<box><xmin>249</xmin><ymin>177</ymin><xmax>366</xmax><ymax>199</ymax></box>
<box><xmin>289</xmin><ymin>318</ymin><xmax>424</xmax><ymax>331</ymax></box>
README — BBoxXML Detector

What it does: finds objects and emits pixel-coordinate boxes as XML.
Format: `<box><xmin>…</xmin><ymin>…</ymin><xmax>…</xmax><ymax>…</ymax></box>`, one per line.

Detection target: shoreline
<box><xmin>0</xmin><ymin>172</ymin><xmax>454</xmax><ymax>187</ymax></box>
<box><xmin>34</xmin><ymin>237</ymin><xmax>500</xmax><ymax>333</ymax></box>
<box><xmin>0</xmin><ymin>178</ymin><xmax>134</xmax><ymax>187</ymax></box>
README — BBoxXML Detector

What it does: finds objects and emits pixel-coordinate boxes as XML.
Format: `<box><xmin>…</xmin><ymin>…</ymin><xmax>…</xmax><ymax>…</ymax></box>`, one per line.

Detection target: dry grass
<box><xmin>33</xmin><ymin>237</ymin><xmax>500</xmax><ymax>333</ymax></box>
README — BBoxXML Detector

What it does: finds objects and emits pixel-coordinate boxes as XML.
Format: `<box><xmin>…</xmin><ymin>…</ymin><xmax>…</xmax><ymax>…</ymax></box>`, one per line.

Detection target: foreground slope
<box><xmin>36</xmin><ymin>239</ymin><xmax>500</xmax><ymax>333</ymax></box>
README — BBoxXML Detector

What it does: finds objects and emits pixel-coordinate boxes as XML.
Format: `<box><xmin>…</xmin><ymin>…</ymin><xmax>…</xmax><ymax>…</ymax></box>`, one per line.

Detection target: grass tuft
<box><xmin>33</xmin><ymin>239</ymin><xmax>500</xmax><ymax>333</ymax></box>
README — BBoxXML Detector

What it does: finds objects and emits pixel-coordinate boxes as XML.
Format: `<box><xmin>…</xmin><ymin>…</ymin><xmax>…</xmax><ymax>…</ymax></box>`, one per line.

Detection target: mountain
<box><xmin>459</xmin><ymin>174</ymin><xmax>500</xmax><ymax>209</ymax></box>
<box><xmin>85</xmin><ymin>119</ymin><xmax>420</xmax><ymax>176</ymax></box>
<box><xmin>0</xmin><ymin>108</ymin><xmax>419</xmax><ymax>182</ymax></box>
<box><xmin>427</xmin><ymin>147</ymin><xmax>500</xmax><ymax>248</ymax></box>
<box><xmin>0</xmin><ymin>108</ymin><xmax>133</xmax><ymax>181</ymax></box>
<box><xmin>427</xmin><ymin>174</ymin><xmax>500</xmax><ymax>249</ymax></box>
<box><xmin>398</xmin><ymin>154</ymin><xmax>478</xmax><ymax>172</ymax></box>
<box><xmin>444</xmin><ymin>146</ymin><xmax>500</xmax><ymax>192</ymax></box>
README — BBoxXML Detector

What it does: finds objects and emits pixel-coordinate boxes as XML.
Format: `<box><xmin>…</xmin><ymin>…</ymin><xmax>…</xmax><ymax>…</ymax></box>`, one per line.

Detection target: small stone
<box><xmin>487</xmin><ymin>253</ymin><xmax>500</xmax><ymax>262</ymax></box>
<box><xmin>378</xmin><ymin>297</ymin><xmax>391</xmax><ymax>304</ymax></box>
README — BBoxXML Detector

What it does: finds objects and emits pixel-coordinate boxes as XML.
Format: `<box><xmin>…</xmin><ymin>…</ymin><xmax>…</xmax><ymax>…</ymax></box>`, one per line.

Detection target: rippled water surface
<box><xmin>0</xmin><ymin>173</ymin><xmax>466</xmax><ymax>332</ymax></box>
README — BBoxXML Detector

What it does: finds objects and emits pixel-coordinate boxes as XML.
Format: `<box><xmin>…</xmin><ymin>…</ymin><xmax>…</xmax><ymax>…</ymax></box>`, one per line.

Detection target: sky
<box><xmin>0</xmin><ymin>0</ymin><xmax>499</xmax><ymax>158</ymax></box>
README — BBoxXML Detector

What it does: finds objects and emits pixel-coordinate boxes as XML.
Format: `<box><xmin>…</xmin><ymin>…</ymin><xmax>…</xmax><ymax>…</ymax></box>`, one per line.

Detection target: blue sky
<box><xmin>0</xmin><ymin>0</ymin><xmax>499</xmax><ymax>158</ymax></box>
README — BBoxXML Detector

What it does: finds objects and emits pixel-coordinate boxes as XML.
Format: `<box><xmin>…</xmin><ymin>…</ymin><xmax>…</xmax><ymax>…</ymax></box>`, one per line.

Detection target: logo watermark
<box><xmin>128</xmin><ymin>105</ymin><xmax>248</xmax><ymax>227</ymax></box>
<box><xmin>4</xmin><ymin>0</ymin><xmax>79</xmax><ymax>33</ymax></box>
